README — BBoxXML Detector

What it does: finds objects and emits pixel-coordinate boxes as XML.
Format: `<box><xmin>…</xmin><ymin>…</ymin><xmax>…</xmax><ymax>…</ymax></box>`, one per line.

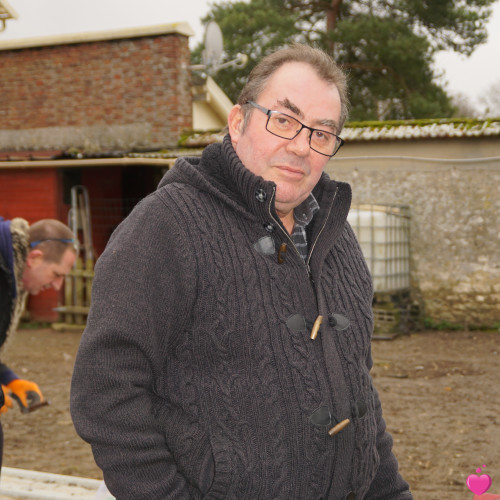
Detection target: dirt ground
<box><xmin>1</xmin><ymin>327</ymin><xmax>499</xmax><ymax>499</ymax></box>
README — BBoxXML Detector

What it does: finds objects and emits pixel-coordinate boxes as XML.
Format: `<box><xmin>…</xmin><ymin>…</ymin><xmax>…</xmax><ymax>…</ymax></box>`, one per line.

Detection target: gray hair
<box><xmin>237</xmin><ymin>43</ymin><xmax>349</xmax><ymax>131</ymax></box>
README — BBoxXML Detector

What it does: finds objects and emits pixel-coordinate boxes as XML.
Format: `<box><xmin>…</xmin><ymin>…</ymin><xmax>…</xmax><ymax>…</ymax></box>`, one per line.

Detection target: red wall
<box><xmin>0</xmin><ymin>168</ymin><xmax>65</xmax><ymax>321</ymax></box>
<box><xmin>0</xmin><ymin>169</ymin><xmax>62</xmax><ymax>220</ymax></box>
<box><xmin>81</xmin><ymin>167</ymin><xmax>123</xmax><ymax>258</ymax></box>
<box><xmin>0</xmin><ymin>165</ymin><xmax>160</xmax><ymax>321</ymax></box>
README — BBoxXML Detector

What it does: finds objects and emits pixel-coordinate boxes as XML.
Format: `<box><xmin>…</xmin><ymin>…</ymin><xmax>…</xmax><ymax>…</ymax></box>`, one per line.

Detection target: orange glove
<box><xmin>0</xmin><ymin>385</ymin><xmax>14</xmax><ymax>414</ymax></box>
<box><xmin>7</xmin><ymin>379</ymin><xmax>46</xmax><ymax>413</ymax></box>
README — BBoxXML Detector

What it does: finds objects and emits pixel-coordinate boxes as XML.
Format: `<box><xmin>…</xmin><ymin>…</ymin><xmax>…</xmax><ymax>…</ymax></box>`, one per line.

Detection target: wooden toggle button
<box><xmin>310</xmin><ymin>315</ymin><xmax>323</xmax><ymax>340</ymax></box>
<box><xmin>277</xmin><ymin>243</ymin><xmax>287</xmax><ymax>264</ymax></box>
<box><xmin>328</xmin><ymin>418</ymin><xmax>350</xmax><ymax>436</ymax></box>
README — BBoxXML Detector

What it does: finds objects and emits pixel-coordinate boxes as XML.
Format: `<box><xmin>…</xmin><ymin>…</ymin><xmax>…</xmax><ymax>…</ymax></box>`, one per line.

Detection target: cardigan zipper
<box><xmin>267</xmin><ymin>186</ymin><xmax>338</xmax><ymax>282</ymax></box>
<box><xmin>267</xmin><ymin>188</ymin><xmax>311</xmax><ymax>279</ymax></box>
<box><xmin>305</xmin><ymin>186</ymin><xmax>339</xmax><ymax>273</ymax></box>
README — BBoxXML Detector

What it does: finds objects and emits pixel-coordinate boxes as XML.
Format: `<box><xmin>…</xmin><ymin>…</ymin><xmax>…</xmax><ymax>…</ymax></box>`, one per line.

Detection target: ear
<box><xmin>26</xmin><ymin>249</ymin><xmax>43</xmax><ymax>267</ymax></box>
<box><xmin>228</xmin><ymin>104</ymin><xmax>244</xmax><ymax>145</ymax></box>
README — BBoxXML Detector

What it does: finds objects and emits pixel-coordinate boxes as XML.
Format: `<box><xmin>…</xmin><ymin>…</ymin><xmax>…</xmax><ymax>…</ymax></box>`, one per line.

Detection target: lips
<box><xmin>275</xmin><ymin>165</ymin><xmax>305</xmax><ymax>177</ymax></box>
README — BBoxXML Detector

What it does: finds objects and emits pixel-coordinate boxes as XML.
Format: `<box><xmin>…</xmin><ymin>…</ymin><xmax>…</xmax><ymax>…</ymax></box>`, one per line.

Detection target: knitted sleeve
<box><xmin>364</xmin><ymin>383</ymin><xmax>413</xmax><ymax>499</ymax></box>
<box><xmin>70</xmin><ymin>189</ymin><xmax>199</xmax><ymax>499</ymax></box>
<box><xmin>332</xmin><ymin>224</ymin><xmax>413</xmax><ymax>498</ymax></box>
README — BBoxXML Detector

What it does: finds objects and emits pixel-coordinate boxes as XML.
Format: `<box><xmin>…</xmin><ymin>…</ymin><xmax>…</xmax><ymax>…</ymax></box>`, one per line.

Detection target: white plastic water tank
<box><xmin>347</xmin><ymin>204</ymin><xmax>410</xmax><ymax>292</ymax></box>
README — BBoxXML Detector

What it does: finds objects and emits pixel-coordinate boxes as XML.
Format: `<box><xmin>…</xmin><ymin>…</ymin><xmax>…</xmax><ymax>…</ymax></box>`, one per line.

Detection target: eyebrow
<box><xmin>277</xmin><ymin>98</ymin><xmax>303</xmax><ymax>119</ymax></box>
<box><xmin>276</xmin><ymin>98</ymin><xmax>339</xmax><ymax>133</ymax></box>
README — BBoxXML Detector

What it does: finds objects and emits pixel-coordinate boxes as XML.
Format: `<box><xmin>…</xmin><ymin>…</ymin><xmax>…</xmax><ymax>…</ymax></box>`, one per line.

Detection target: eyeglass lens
<box><xmin>266</xmin><ymin>112</ymin><xmax>341</xmax><ymax>156</ymax></box>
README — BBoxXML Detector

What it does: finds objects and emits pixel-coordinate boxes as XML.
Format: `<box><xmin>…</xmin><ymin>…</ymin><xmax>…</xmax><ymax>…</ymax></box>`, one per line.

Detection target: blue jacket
<box><xmin>0</xmin><ymin>217</ymin><xmax>30</xmax><ymax>398</ymax></box>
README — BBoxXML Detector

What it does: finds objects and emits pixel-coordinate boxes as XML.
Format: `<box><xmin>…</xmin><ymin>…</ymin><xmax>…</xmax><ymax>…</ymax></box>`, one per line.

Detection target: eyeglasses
<box><xmin>30</xmin><ymin>238</ymin><xmax>76</xmax><ymax>248</ymax></box>
<box><xmin>246</xmin><ymin>101</ymin><xmax>344</xmax><ymax>157</ymax></box>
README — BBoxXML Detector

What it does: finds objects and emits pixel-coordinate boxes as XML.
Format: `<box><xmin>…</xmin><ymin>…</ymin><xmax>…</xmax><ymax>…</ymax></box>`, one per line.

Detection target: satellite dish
<box><xmin>190</xmin><ymin>20</ymin><xmax>247</xmax><ymax>74</ymax></box>
<box><xmin>202</xmin><ymin>21</ymin><xmax>223</xmax><ymax>71</ymax></box>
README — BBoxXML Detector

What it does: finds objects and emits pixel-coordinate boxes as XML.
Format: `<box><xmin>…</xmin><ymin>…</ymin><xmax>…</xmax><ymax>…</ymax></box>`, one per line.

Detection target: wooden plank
<box><xmin>54</xmin><ymin>305</ymin><xmax>90</xmax><ymax>314</ymax></box>
<box><xmin>51</xmin><ymin>323</ymin><xmax>86</xmax><ymax>333</ymax></box>
<box><xmin>67</xmin><ymin>269</ymin><xmax>95</xmax><ymax>278</ymax></box>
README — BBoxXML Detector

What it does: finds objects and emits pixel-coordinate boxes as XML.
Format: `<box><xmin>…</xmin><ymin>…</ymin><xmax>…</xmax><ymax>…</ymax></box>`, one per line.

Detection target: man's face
<box><xmin>228</xmin><ymin>61</ymin><xmax>342</xmax><ymax>218</ymax></box>
<box><xmin>22</xmin><ymin>247</ymin><xmax>76</xmax><ymax>295</ymax></box>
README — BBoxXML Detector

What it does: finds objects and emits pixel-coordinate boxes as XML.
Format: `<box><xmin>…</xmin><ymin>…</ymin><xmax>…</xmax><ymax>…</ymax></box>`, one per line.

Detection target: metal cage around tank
<box><xmin>347</xmin><ymin>204</ymin><xmax>412</xmax><ymax>336</ymax></box>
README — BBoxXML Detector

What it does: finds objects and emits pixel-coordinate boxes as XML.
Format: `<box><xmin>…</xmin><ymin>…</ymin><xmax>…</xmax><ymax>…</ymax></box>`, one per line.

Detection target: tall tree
<box><xmin>192</xmin><ymin>0</ymin><xmax>496</xmax><ymax>121</ymax></box>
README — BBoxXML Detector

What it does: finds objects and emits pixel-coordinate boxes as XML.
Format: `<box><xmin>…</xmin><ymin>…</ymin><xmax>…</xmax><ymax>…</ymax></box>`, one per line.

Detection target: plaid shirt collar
<box><xmin>290</xmin><ymin>194</ymin><xmax>320</xmax><ymax>261</ymax></box>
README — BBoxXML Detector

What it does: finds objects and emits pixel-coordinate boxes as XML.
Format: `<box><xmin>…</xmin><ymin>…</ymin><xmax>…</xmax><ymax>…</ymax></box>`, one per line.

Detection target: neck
<box><xmin>277</xmin><ymin>209</ymin><xmax>295</xmax><ymax>235</ymax></box>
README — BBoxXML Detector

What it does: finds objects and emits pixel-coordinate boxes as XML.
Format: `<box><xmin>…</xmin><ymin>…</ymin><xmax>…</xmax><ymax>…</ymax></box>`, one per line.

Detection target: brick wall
<box><xmin>0</xmin><ymin>29</ymin><xmax>192</xmax><ymax>151</ymax></box>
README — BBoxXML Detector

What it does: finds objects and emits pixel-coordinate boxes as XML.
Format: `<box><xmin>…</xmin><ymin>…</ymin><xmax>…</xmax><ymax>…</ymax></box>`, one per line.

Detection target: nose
<box><xmin>286</xmin><ymin>127</ymin><xmax>311</xmax><ymax>156</ymax></box>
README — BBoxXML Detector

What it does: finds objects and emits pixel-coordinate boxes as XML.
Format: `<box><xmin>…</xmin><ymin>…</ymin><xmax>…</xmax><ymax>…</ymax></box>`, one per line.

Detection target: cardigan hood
<box><xmin>158</xmin><ymin>135</ymin><xmax>352</xmax><ymax>276</ymax></box>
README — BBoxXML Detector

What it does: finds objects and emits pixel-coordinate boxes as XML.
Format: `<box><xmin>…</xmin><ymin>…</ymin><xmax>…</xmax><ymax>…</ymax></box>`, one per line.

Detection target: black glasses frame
<box><xmin>246</xmin><ymin>100</ymin><xmax>344</xmax><ymax>157</ymax></box>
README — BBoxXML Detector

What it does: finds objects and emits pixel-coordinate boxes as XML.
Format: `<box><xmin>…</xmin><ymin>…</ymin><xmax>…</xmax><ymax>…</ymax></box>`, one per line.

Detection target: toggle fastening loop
<box><xmin>328</xmin><ymin>313</ymin><xmax>350</xmax><ymax>331</ymax></box>
<box><xmin>253</xmin><ymin>236</ymin><xmax>275</xmax><ymax>256</ymax></box>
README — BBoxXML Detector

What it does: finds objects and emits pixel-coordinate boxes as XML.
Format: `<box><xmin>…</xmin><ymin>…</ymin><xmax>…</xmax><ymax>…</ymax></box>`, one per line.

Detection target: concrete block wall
<box><xmin>0</xmin><ymin>29</ymin><xmax>192</xmax><ymax>151</ymax></box>
<box><xmin>328</xmin><ymin>146</ymin><xmax>500</xmax><ymax>328</ymax></box>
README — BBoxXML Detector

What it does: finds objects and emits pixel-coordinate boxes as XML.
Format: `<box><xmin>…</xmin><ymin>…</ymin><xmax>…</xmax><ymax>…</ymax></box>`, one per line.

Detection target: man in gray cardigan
<box><xmin>71</xmin><ymin>44</ymin><xmax>412</xmax><ymax>499</ymax></box>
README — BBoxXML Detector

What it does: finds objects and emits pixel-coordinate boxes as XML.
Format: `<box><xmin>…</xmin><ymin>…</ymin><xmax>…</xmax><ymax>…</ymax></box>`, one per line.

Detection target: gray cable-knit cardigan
<box><xmin>70</xmin><ymin>136</ymin><xmax>412</xmax><ymax>500</ymax></box>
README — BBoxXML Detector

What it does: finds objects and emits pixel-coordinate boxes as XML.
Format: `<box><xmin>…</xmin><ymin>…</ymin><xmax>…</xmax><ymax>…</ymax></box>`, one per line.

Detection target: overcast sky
<box><xmin>2</xmin><ymin>0</ymin><xmax>500</xmax><ymax>108</ymax></box>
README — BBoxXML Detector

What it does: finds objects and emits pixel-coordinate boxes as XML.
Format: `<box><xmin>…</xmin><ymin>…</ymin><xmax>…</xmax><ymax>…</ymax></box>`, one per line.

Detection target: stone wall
<box><xmin>0</xmin><ymin>26</ymin><xmax>192</xmax><ymax>151</ymax></box>
<box><xmin>327</xmin><ymin>137</ymin><xmax>500</xmax><ymax>327</ymax></box>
